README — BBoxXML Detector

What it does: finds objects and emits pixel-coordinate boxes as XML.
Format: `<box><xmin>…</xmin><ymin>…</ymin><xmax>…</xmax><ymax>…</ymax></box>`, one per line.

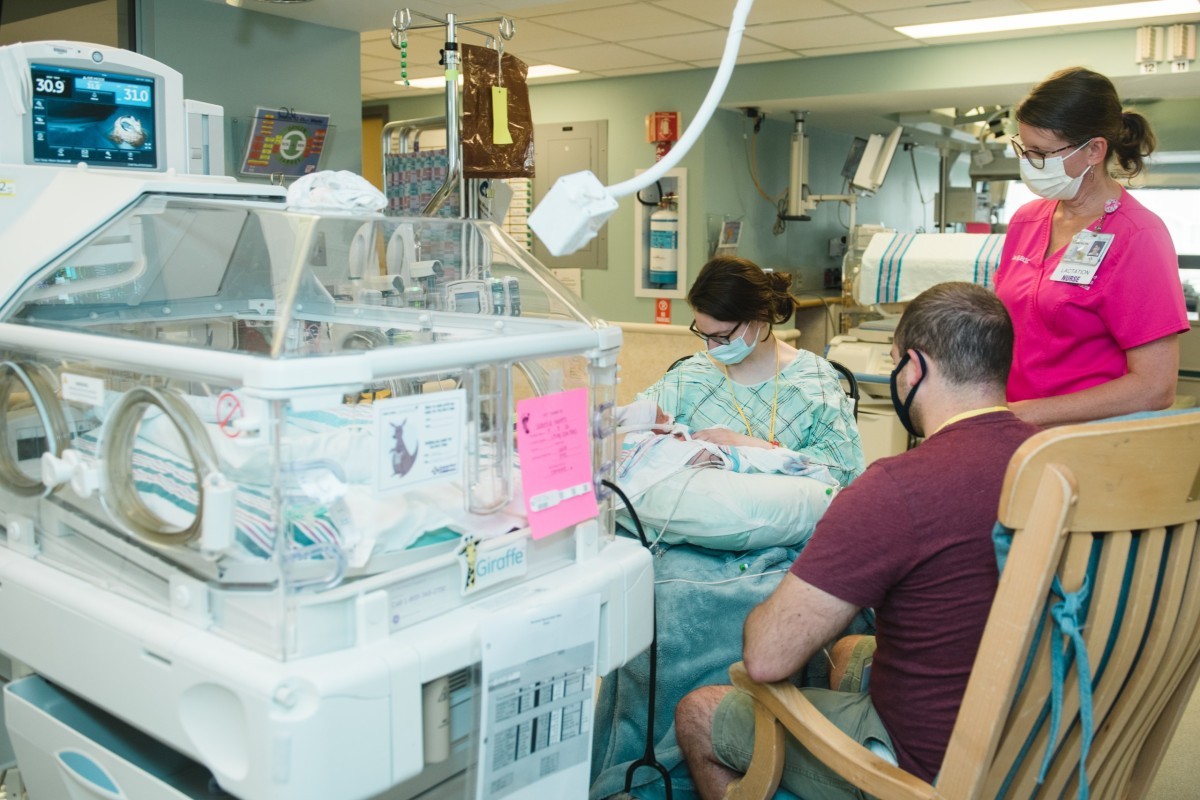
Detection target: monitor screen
<box><xmin>30</xmin><ymin>62</ymin><xmax>157</xmax><ymax>170</ymax></box>
<box><xmin>841</xmin><ymin>137</ymin><xmax>868</xmax><ymax>181</ymax></box>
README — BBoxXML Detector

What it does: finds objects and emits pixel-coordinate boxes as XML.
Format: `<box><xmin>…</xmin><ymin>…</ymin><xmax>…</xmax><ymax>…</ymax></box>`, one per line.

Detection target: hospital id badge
<box><xmin>1050</xmin><ymin>230</ymin><xmax>1114</xmax><ymax>287</ymax></box>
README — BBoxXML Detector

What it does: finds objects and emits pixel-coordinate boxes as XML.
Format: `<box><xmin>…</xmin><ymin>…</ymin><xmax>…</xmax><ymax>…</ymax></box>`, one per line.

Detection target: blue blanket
<box><xmin>589</xmin><ymin>538</ymin><xmax>875</xmax><ymax>800</ymax></box>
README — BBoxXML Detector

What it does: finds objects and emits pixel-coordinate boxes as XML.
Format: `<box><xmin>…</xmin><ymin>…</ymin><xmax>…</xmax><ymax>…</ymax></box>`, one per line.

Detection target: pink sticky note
<box><xmin>515</xmin><ymin>387</ymin><xmax>599</xmax><ymax>539</ymax></box>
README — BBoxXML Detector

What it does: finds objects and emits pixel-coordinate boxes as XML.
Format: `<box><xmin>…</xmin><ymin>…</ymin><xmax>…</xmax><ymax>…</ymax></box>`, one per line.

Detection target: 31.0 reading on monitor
<box><xmin>30</xmin><ymin>63</ymin><xmax>157</xmax><ymax>170</ymax></box>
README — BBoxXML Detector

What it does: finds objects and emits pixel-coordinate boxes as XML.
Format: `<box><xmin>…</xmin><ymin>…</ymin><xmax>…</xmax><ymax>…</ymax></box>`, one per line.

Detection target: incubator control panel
<box><xmin>0</xmin><ymin>41</ymin><xmax>188</xmax><ymax>172</ymax></box>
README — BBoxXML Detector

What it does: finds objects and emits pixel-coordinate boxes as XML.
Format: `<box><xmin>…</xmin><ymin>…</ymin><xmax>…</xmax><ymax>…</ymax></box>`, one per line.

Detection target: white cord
<box><xmin>655</xmin><ymin>567</ymin><xmax>791</xmax><ymax>587</ymax></box>
<box><xmin>606</xmin><ymin>0</ymin><xmax>756</xmax><ymax>198</ymax></box>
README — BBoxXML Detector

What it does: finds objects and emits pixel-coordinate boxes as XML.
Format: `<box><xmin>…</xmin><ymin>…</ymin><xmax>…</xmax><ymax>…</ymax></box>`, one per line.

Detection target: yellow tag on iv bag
<box><xmin>491</xmin><ymin>86</ymin><xmax>514</xmax><ymax>145</ymax></box>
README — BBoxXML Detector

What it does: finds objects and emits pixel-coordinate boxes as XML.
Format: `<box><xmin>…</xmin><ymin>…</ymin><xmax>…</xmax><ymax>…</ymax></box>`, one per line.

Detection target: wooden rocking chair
<box><xmin>725</xmin><ymin>409</ymin><xmax>1200</xmax><ymax>800</ymax></box>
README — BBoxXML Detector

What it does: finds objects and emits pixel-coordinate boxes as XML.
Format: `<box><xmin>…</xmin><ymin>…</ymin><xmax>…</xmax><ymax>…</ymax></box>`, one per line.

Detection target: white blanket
<box><xmin>856</xmin><ymin>232</ymin><xmax>1004</xmax><ymax>305</ymax></box>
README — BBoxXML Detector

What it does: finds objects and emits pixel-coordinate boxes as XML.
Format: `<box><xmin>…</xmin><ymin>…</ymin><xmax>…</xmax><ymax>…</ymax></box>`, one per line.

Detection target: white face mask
<box><xmin>1018</xmin><ymin>141</ymin><xmax>1092</xmax><ymax>201</ymax></box>
<box><xmin>708</xmin><ymin>322</ymin><xmax>759</xmax><ymax>365</ymax></box>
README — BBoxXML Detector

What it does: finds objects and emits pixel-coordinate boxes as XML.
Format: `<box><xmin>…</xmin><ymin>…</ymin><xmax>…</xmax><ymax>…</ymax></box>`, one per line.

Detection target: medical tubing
<box><xmin>600</xmin><ymin>478</ymin><xmax>674</xmax><ymax>800</ymax></box>
<box><xmin>605</xmin><ymin>0</ymin><xmax>755</xmax><ymax>199</ymax></box>
<box><xmin>635</xmin><ymin>180</ymin><xmax>666</xmax><ymax>207</ymax></box>
<box><xmin>101</xmin><ymin>387</ymin><xmax>222</xmax><ymax>546</ymax></box>
<box><xmin>0</xmin><ymin>361</ymin><xmax>70</xmax><ymax>497</ymax></box>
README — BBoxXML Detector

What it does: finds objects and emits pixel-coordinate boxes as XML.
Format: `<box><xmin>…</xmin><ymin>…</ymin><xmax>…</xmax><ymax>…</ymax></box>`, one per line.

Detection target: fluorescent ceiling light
<box><xmin>395</xmin><ymin>64</ymin><xmax>577</xmax><ymax>88</ymax></box>
<box><xmin>398</xmin><ymin>76</ymin><xmax>461</xmax><ymax>88</ymax></box>
<box><xmin>896</xmin><ymin>0</ymin><xmax>1200</xmax><ymax>39</ymax></box>
<box><xmin>526</xmin><ymin>64</ymin><xmax>579</xmax><ymax>78</ymax></box>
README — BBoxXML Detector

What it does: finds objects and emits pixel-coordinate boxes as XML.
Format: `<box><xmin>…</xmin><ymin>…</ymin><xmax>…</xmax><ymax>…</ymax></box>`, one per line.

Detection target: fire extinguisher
<box><xmin>649</xmin><ymin>195</ymin><xmax>679</xmax><ymax>287</ymax></box>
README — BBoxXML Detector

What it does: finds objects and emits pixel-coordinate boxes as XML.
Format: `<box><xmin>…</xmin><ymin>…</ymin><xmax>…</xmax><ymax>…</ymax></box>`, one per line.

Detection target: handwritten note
<box><xmin>515</xmin><ymin>388</ymin><xmax>598</xmax><ymax>539</ymax></box>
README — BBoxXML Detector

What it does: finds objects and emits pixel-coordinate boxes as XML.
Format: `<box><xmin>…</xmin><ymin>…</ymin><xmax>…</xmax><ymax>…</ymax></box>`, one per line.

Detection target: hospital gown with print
<box><xmin>637</xmin><ymin>349</ymin><xmax>864</xmax><ymax>487</ymax></box>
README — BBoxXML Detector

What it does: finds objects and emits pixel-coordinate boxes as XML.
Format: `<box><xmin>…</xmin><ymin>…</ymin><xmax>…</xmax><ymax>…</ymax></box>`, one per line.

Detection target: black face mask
<box><xmin>890</xmin><ymin>350</ymin><xmax>927</xmax><ymax>439</ymax></box>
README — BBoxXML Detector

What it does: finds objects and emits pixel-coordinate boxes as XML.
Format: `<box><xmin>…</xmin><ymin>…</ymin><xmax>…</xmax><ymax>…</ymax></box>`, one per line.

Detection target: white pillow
<box><xmin>617</xmin><ymin>468</ymin><xmax>835</xmax><ymax>551</ymax></box>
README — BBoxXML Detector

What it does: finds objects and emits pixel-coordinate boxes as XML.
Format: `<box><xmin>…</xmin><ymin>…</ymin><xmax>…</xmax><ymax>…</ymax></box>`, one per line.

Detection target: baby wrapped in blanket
<box><xmin>612</xmin><ymin>400</ymin><xmax>840</xmax><ymax>551</ymax></box>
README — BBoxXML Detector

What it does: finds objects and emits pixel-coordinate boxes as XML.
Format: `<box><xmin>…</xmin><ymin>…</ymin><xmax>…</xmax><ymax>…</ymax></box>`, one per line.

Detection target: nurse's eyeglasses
<box><xmin>1009</xmin><ymin>138</ymin><xmax>1089</xmax><ymax>169</ymax></box>
<box><xmin>689</xmin><ymin>320</ymin><xmax>746</xmax><ymax>346</ymax></box>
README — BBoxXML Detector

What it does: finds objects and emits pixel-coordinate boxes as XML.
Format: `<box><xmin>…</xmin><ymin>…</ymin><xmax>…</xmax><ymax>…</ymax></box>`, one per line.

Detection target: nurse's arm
<box><xmin>741</xmin><ymin>572</ymin><xmax>859</xmax><ymax>684</ymax></box>
<box><xmin>1009</xmin><ymin>334</ymin><xmax>1180</xmax><ymax>426</ymax></box>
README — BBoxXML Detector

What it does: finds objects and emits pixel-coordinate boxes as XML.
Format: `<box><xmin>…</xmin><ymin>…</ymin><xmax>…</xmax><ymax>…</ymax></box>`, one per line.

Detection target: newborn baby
<box><xmin>613</xmin><ymin>399</ymin><xmax>839</xmax><ymax>500</ymax></box>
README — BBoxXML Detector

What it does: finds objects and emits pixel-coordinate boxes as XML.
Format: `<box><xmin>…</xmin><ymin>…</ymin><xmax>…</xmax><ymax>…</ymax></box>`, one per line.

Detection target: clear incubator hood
<box><xmin>0</xmin><ymin>198</ymin><xmax>624</xmax><ymax>661</ymax></box>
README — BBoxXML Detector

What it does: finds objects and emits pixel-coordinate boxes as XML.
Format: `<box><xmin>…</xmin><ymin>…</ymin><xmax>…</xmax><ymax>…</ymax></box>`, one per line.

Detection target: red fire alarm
<box><xmin>646</xmin><ymin>112</ymin><xmax>680</xmax><ymax>161</ymax></box>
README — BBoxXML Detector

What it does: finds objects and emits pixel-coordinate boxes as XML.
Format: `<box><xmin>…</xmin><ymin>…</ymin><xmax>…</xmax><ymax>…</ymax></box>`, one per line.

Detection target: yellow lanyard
<box><xmin>716</xmin><ymin>341</ymin><xmax>781</xmax><ymax>446</ymax></box>
<box><xmin>930</xmin><ymin>405</ymin><xmax>1008</xmax><ymax>436</ymax></box>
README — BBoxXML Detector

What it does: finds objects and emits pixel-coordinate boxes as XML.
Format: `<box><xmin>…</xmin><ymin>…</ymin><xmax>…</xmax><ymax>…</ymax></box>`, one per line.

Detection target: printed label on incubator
<box><xmin>459</xmin><ymin>536</ymin><xmax>529</xmax><ymax>596</ymax></box>
<box><xmin>61</xmin><ymin>372</ymin><xmax>105</xmax><ymax>406</ymax></box>
<box><xmin>374</xmin><ymin>390</ymin><xmax>466</xmax><ymax>492</ymax></box>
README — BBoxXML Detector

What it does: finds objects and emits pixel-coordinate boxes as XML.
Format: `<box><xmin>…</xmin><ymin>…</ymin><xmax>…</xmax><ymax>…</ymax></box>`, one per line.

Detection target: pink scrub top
<box><xmin>995</xmin><ymin>189</ymin><xmax>1189</xmax><ymax>402</ymax></box>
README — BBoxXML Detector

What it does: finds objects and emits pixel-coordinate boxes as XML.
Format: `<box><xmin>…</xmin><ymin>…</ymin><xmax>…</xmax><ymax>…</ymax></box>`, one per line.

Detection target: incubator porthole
<box><xmin>0</xmin><ymin>361</ymin><xmax>71</xmax><ymax>497</ymax></box>
<box><xmin>100</xmin><ymin>387</ymin><xmax>221</xmax><ymax>546</ymax></box>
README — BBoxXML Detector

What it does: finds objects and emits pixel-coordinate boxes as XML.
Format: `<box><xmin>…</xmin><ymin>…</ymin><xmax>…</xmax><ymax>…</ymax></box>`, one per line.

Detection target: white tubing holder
<box><xmin>528</xmin><ymin>0</ymin><xmax>756</xmax><ymax>256</ymax></box>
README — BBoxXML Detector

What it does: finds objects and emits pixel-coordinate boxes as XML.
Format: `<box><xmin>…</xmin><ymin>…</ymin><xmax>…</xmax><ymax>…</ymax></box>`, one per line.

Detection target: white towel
<box><xmin>287</xmin><ymin>170</ymin><xmax>387</xmax><ymax>213</ymax></box>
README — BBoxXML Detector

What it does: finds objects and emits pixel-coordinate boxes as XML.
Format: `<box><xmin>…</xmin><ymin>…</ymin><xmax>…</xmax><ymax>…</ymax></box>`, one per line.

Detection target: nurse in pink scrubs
<box><xmin>995</xmin><ymin>67</ymin><xmax>1189</xmax><ymax>426</ymax></box>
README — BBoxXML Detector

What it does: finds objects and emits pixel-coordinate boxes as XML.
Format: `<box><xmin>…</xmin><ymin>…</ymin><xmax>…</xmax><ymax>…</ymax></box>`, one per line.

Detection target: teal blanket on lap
<box><xmin>590</xmin><ymin>538</ymin><xmax>872</xmax><ymax>800</ymax></box>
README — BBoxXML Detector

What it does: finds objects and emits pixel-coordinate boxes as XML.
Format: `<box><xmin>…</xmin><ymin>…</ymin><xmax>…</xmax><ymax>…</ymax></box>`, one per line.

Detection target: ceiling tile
<box><xmin>361</xmin><ymin>29</ymin><xmax>442</xmax><ymax>61</ymax></box>
<box><xmin>746</xmin><ymin>15</ymin><xmax>905</xmax><ymax>50</ymax></box>
<box><xmin>1017</xmin><ymin>0</ymin><xmax>1130</xmax><ymax>9</ymax></box>
<box><xmin>530</xmin><ymin>3</ymin><xmax>716</xmax><ymax>40</ymax></box>
<box><xmin>505</xmin><ymin>18</ymin><xmax>602</xmax><ymax>50</ymax></box>
<box><xmin>867</xmin><ymin>0</ymin><xmax>1030</xmax><ymax>27</ymax></box>
<box><xmin>833</xmin><ymin>0</ymin><xmax>995</xmax><ymax>11</ymax></box>
<box><xmin>362</xmin><ymin>53</ymin><xmax>398</xmax><ymax>73</ymax></box>
<box><xmin>651</xmin><ymin>0</ymin><xmax>845</xmax><ymax>26</ymax></box>
<box><xmin>623</xmin><ymin>30</ymin><xmax>783</xmax><ymax>62</ymax></box>
<box><xmin>523</xmin><ymin>42</ymin><xmax>674</xmax><ymax>71</ymax></box>
<box><xmin>504</xmin><ymin>0</ymin><xmax>646</xmax><ymax>17</ymax></box>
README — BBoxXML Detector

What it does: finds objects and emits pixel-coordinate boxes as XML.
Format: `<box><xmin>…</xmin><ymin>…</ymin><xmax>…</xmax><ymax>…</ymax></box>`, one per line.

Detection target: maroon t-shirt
<box><xmin>791</xmin><ymin>411</ymin><xmax>1039</xmax><ymax>780</ymax></box>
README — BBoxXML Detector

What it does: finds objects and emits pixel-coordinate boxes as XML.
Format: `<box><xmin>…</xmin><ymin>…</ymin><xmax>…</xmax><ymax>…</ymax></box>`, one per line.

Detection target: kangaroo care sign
<box><xmin>374</xmin><ymin>390</ymin><xmax>466</xmax><ymax>492</ymax></box>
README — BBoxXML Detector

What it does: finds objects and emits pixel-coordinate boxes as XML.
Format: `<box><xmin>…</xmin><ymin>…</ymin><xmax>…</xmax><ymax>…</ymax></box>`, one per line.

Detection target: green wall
<box><xmin>138</xmin><ymin>0</ymin><xmax>361</xmax><ymax>181</ymax></box>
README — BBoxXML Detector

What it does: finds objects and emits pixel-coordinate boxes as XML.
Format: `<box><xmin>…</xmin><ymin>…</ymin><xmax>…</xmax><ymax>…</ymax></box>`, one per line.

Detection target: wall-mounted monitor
<box><xmin>841</xmin><ymin>137</ymin><xmax>868</xmax><ymax>182</ymax></box>
<box><xmin>850</xmin><ymin>126</ymin><xmax>903</xmax><ymax>194</ymax></box>
<box><xmin>30</xmin><ymin>62</ymin><xmax>158</xmax><ymax>170</ymax></box>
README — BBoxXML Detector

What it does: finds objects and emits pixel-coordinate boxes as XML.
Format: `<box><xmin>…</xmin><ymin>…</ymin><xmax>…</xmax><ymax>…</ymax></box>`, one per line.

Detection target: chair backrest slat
<box><xmin>1038</xmin><ymin>528</ymin><xmax>1171</xmax><ymax>799</ymax></box>
<box><xmin>938</xmin><ymin>411</ymin><xmax>1200</xmax><ymax>800</ymax></box>
<box><xmin>1093</xmin><ymin>522</ymin><xmax>1200</xmax><ymax>794</ymax></box>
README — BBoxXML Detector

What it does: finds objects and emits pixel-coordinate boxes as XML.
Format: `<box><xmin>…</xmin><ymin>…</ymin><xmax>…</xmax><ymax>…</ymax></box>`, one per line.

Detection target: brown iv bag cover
<box><xmin>461</xmin><ymin>42</ymin><xmax>535</xmax><ymax>178</ymax></box>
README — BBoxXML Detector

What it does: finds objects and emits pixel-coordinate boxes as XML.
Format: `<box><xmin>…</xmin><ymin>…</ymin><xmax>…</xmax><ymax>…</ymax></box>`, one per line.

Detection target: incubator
<box><xmin>0</xmin><ymin>41</ymin><xmax>652</xmax><ymax>800</ymax></box>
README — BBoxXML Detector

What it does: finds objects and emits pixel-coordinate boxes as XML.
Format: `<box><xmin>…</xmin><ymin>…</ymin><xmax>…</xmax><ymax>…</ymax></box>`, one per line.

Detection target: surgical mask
<box><xmin>1018</xmin><ymin>141</ymin><xmax>1092</xmax><ymax>201</ymax></box>
<box><xmin>708</xmin><ymin>322</ymin><xmax>759</xmax><ymax>365</ymax></box>
<box><xmin>889</xmin><ymin>350</ymin><xmax>927</xmax><ymax>439</ymax></box>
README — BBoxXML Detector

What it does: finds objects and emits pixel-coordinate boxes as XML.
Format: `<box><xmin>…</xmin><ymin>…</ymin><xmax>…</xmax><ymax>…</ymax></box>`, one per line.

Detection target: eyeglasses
<box><xmin>689</xmin><ymin>320</ymin><xmax>746</xmax><ymax>346</ymax></box>
<box><xmin>1009</xmin><ymin>138</ymin><xmax>1089</xmax><ymax>170</ymax></box>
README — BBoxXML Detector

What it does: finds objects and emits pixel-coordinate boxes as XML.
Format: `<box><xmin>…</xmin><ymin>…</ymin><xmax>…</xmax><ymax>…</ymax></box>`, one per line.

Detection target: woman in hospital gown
<box><xmin>638</xmin><ymin>255</ymin><xmax>864</xmax><ymax>487</ymax></box>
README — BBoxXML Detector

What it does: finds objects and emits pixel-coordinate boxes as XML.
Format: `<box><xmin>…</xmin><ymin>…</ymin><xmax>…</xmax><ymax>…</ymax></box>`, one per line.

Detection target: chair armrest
<box><xmin>727</xmin><ymin>662</ymin><xmax>937</xmax><ymax>800</ymax></box>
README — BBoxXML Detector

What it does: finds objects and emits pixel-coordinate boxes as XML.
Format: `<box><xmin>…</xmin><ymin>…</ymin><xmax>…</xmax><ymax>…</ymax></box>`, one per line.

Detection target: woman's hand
<box><xmin>689</xmin><ymin>427</ymin><xmax>772</xmax><ymax>448</ymax></box>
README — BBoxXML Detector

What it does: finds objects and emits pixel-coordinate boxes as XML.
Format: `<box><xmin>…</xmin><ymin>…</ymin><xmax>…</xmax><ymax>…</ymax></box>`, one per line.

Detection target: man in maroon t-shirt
<box><xmin>676</xmin><ymin>282</ymin><xmax>1041</xmax><ymax>800</ymax></box>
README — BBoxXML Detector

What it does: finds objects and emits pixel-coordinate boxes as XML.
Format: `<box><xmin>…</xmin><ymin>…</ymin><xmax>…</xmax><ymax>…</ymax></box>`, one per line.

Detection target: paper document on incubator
<box><xmin>477</xmin><ymin>593</ymin><xmax>600</xmax><ymax>800</ymax></box>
